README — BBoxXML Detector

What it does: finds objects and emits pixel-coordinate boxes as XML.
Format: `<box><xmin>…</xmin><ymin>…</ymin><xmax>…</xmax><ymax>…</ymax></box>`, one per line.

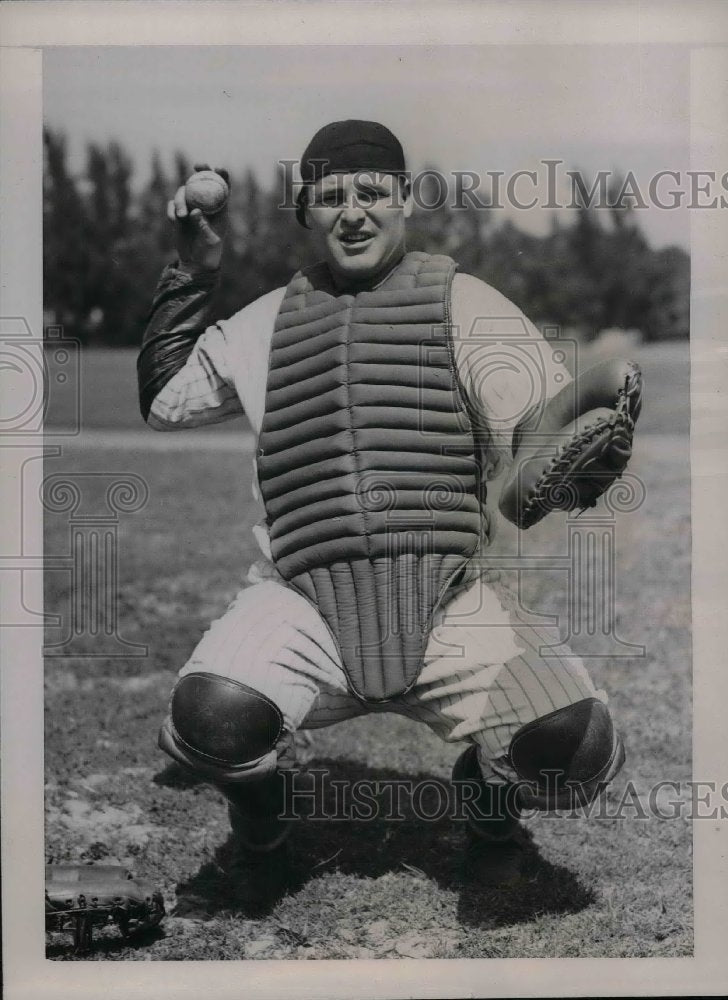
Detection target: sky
<box><xmin>44</xmin><ymin>44</ymin><xmax>690</xmax><ymax>249</ymax></box>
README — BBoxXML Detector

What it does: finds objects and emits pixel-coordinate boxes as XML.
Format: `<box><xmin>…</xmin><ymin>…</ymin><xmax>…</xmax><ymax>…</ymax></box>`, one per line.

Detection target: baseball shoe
<box><xmin>452</xmin><ymin>745</ymin><xmax>522</xmax><ymax>844</ymax></box>
<box><xmin>227</xmin><ymin>836</ymin><xmax>293</xmax><ymax>915</ymax></box>
<box><xmin>222</xmin><ymin>772</ymin><xmax>295</xmax><ymax>913</ymax></box>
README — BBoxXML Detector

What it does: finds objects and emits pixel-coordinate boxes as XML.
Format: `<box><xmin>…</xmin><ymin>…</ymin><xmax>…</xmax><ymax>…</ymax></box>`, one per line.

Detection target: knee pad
<box><xmin>159</xmin><ymin>672</ymin><xmax>284</xmax><ymax>782</ymax></box>
<box><xmin>509</xmin><ymin>698</ymin><xmax>625</xmax><ymax>810</ymax></box>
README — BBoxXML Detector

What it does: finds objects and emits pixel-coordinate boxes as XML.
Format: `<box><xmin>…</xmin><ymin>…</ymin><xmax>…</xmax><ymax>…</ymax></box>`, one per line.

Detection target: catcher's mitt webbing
<box><xmin>499</xmin><ymin>358</ymin><xmax>642</xmax><ymax>529</ymax></box>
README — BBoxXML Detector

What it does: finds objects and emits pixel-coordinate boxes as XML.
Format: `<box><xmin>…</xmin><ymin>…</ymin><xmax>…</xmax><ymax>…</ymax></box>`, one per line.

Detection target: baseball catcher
<box><xmin>138</xmin><ymin>121</ymin><xmax>641</xmax><ymax>907</ymax></box>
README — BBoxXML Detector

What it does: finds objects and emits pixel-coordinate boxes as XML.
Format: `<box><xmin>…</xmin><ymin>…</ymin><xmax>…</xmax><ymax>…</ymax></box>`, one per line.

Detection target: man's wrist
<box><xmin>175</xmin><ymin>258</ymin><xmax>221</xmax><ymax>280</ymax></box>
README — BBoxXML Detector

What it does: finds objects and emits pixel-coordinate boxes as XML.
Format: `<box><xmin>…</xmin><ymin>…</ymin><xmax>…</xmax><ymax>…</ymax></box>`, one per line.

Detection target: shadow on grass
<box><xmin>172</xmin><ymin>757</ymin><xmax>594</xmax><ymax>928</ymax></box>
<box><xmin>153</xmin><ymin>760</ymin><xmax>208</xmax><ymax>789</ymax></box>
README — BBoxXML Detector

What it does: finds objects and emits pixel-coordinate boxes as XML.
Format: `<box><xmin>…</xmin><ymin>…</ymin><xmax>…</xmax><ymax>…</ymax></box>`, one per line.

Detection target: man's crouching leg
<box><xmin>453</xmin><ymin>699</ymin><xmax>625</xmax><ymax>842</ymax></box>
<box><xmin>452</xmin><ymin>745</ymin><xmax>524</xmax><ymax>844</ymax></box>
<box><xmin>158</xmin><ymin>671</ymin><xmax>294</xmax><ymax>853</ymax></box>
<box><xmin>508</xmin><ymin>696</ymin><xmax>625</xmax><ymax>811</ymax></box>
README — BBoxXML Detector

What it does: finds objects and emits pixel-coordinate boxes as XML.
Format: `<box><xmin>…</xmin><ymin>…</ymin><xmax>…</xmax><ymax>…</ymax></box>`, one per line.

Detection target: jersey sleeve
<box><xmin>450</xmin><ymin>272</ymin><xmax>573</xmax><ymax>467</ymax></box>
<box><xmin>146</xmin><ymin>324</ymin><xmax>244</xmax><ymax>430</ymax></box>
<box><xmin>138</xmin><ymin>262</ymin><xmax>242</xmax><ymax>429</ymax></box>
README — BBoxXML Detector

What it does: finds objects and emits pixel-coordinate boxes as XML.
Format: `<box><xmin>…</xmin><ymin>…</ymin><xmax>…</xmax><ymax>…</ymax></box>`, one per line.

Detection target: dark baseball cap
<box><xmin>296</xmin><ymin>120</ymin><xmax>407</xmax><ymax>225</ymax></box>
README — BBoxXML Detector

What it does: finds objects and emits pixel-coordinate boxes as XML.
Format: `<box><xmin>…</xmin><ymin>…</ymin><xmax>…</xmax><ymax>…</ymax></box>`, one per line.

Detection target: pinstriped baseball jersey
<box><xmin>146</xmin><ymin>265</ymin><xmax>601</xmax><ymax>775</ymax></box>
<box><xmin>176</xmin><ymin>571</ymin><xmax>604</xmax><ymax>781</ymax></box>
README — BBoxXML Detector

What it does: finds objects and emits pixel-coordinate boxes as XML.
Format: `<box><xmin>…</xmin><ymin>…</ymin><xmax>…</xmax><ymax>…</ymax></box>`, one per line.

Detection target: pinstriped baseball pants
<box><xmin>176</xmin><ymin>567</ymin><xmax>606</xmax><ymax>783</ymax></box>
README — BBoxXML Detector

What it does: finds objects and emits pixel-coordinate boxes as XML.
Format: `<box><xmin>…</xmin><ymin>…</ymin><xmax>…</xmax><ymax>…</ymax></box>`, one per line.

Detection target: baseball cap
<box><xmin>296</xmin><ymin>120</ymin><xmax>407</xmax><ymax>226</ymax></box>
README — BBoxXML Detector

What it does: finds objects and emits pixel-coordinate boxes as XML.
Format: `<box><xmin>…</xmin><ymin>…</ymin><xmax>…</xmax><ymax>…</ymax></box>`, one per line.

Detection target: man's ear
<box><xmin>295</xmin><ymin>187</ymin><xmax>312</xmax><ymax>229</ymax></box>
<box><xmin>401</xmin><ymin>179</ymin><xmax>414</xmax><ymax>219</ymax></box>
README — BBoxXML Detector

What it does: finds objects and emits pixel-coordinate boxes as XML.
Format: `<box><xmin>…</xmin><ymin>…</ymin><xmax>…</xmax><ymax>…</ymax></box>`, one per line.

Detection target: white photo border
<box><xmin>1</xmin><ymin>2</ymin><xmax>727</xmax><ymax>997</ymax></box>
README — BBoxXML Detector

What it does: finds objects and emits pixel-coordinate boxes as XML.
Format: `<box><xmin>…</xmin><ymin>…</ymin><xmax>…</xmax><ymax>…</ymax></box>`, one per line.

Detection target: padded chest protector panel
<box><xmin>257</xmin><ymin>252</ymin><xmax>481</xmax><ymax>702</ymax></box>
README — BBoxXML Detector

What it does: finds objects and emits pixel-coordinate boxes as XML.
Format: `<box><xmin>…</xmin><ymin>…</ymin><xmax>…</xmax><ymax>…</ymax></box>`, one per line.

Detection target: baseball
<box><xmin>184</xmin><ymin>170</ymin><xmax>229</xmax><ymax>215</ymax></box>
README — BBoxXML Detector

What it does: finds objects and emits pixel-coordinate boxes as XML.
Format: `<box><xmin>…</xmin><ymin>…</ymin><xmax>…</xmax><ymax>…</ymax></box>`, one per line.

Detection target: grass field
<box><xmin>44</xmin><ymin>341</ymin><xmax>692</xmax><ymax>961</ymax></box>
<box><xmin>45</xmin><ymin>339</ymin><xmax>690</xmax><ymax>436</ymax></box>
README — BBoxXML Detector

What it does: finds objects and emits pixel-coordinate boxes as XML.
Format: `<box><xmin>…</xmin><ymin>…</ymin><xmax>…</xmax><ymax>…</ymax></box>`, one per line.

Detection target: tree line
<box><xmin>43</xmin><ymin>128</ymin><xmax>689</xmax><ymax>346</ymax></box>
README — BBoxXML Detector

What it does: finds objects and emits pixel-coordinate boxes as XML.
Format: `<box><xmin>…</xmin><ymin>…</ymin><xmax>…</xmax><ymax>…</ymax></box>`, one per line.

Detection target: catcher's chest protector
<box><xmin>257</xmin><ymin>252</ymin><xmax>482</xmax><ymax>702</ymax></box>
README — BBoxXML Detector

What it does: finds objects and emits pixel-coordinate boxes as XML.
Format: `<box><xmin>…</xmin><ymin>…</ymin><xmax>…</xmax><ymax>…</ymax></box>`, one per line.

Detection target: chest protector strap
<box><xmin>257</xmin><ymin>252</ymin><xmax>482</xmax><ymax>702</ymax></box>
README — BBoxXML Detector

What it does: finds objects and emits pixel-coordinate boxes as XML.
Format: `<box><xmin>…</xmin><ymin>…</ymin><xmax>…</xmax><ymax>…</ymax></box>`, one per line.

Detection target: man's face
<box><xmin>304</xmin><ymin>172</ymin><xmax>412</xmax><ymax>285</ymax></box>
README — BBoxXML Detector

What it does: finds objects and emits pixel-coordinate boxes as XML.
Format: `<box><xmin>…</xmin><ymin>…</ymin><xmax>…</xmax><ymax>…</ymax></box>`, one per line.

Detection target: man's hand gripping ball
<box><xmin>499</xmin><ymin>358</ymin><xmax>643</xmax><ymax>529</ymax></box>
<box><xmin>185</xmin><ymin>169</ymin><xmax>230</xmax><ymax>215</ymax></box>
<box><xmin>169</xmin><ymin>163</ymin><xmax>230</xmax><ymax>274</ymax></box>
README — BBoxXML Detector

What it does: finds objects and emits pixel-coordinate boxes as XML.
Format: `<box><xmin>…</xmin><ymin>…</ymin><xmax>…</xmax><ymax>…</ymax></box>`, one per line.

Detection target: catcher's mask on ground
<box><xmin>301</xmin><ymin>171</ymin><xmax>413</xmax><ymax>286</ymax></box>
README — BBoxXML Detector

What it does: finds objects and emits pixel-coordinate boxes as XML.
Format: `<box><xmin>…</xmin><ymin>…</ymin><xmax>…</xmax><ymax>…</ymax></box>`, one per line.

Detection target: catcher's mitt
<box><xmin>45</xmin><ymin>863</ymin><xmax>165</xmax><ymax>952</ymax></box>
<box><xmin>499</xmin><ymin>358</ymin><xmax>642</xmax><ymax>529</ymax></box>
